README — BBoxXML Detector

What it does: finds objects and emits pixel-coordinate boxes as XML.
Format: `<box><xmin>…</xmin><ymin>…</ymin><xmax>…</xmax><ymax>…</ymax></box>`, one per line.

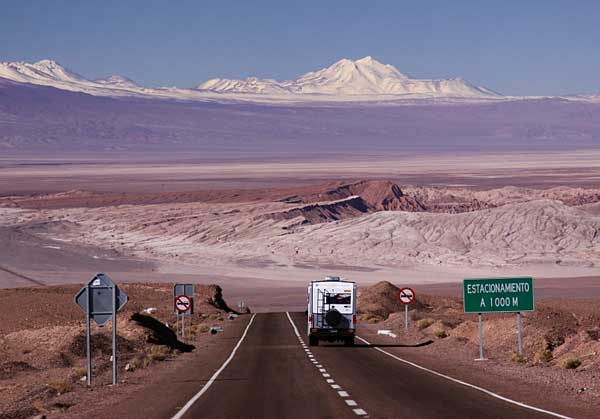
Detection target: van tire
<box><xmin>344</xmin><ymin>337</ymin><xmax>355</xmax><ymax>346</ymax></box>
<box><xmin>309</xmin><ymin>335</ymin><xmax>319</xmax><ymax>346</ymax></box>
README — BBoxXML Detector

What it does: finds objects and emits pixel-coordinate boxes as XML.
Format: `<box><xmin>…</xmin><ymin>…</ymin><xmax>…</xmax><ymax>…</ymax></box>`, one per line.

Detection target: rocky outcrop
<box><xmin>264</xmin><ymin>196</ymin><xmax>371</xmax><ymax>224</ymax></box>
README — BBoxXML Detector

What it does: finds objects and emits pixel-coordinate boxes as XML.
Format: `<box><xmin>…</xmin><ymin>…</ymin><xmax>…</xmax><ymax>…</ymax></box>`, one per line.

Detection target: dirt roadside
<box><xmin>0</xmin><ymin>283</ymin><xmax>247</xmax><ymax>419</ymax></box>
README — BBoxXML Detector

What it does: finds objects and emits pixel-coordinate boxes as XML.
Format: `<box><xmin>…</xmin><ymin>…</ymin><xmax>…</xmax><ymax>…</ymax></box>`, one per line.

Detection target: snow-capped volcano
<box><xmin>0</xmin><ymin>59</ymin><xmax>143</xmax><ymax>97</ymax></box>
<box><xmin>0</xmin><ymin>59</ymin><xmax>86</xmax><ymax>85</ymax></box>
<box><xmin>0</xmin><ymin>56</ymin><xmax>503</xmax><ymax>102</ymax></box>
<box><xmin>197</xmin><ymin>56</ymin><xmax>499</xmax><ymax>98</ymax></box>
<box><xmin>95</xmin><ymin>74</ymin><xmax>139</xmax><ymax>88</ymax></box>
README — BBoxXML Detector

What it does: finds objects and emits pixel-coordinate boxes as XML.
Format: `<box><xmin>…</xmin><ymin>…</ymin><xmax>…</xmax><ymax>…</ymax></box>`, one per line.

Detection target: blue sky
<box><xmin>1</xmin><ymin>0</ymin><xmax>599</xmax><ymax>95</ymax></box>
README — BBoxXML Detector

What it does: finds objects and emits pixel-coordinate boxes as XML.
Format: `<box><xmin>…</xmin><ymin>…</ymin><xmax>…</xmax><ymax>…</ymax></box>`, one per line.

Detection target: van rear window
<box><xmin>325</xmin><ymin>293</ymin><xmax>351</xmax><ymax>305</ymax></box>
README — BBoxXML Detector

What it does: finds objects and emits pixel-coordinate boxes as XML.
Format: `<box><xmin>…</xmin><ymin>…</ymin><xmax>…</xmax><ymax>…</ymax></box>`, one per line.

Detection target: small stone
<box><xmin>80</xmin><ymin>376</ymin><xmax>87</xmax><ymax>382</ymax></box>
<box><xmin>125</xmin><ymin>363</ymin><xmax>132</xmax><ymax>371</ymax></box>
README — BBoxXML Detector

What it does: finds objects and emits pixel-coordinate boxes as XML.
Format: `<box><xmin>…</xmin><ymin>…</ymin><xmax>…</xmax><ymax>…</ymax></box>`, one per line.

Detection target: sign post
<box><xmin>398</xmin><ymin>287</ymin><xmax>416</xmax><ymax>331</ymax></box>
<box><xmin>174</xmin><ymin>284</ymin><xmax>194</xmax><ymax>339</ymax></box>
<box><xmin>74</xmin><ymin>273</ymin><xmax>128</xmax><ymax>386</ymax></box>
<box><xmin>463</xmin><ymin>277</ymin><xmax>534</xmax><ymax>360</ymax></box>
<box><xmin>477</xmin><ymin>314</ymin><xmax>485</xmax><ymax>360</ymax></box>
<box><xmin>175</xmin><ymin>294</ymin><xmax>192</xmax><ymax>338</ymax></box>
<box><xmin>517</xmin><ymin>312</ymin><xmax>523</xmax><ymax>355</ymax></box>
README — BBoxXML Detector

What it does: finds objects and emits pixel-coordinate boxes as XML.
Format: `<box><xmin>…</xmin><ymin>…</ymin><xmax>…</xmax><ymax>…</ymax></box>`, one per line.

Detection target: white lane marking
<box><xmin>286</xmin><ymin>312</ymin><xmax>369</xmax><ymax>418</ymax></box>
<box><xmin>319</xmin><ymin>368</ymin><xmax>327</xmax><ymax>372</ymax></box>
<box><xmin>286</xmin><ymin>311</ymin><xmax>302</xmax><ymax>336</ymax></box>
<box><xmin>316</xmin><ymin>364</ymin><xmax>323</xmax><ymax>368</ymax></box>
<box><xmin>331</xmin><ymin>384</ymin><xmax>341</xmax><ymax>389</ymax></box>
<box><xmin>356</xmin><ymin>335</ymin><xmax>572</xmax><ymax>419</ymax></box>
<box><xmin>171</xmin><ymin>314</ymin><xmax>257</xmax><ymax>419</ymax></box>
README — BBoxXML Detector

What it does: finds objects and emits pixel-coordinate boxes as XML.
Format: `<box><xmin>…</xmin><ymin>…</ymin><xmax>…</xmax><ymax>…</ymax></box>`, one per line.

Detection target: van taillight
<box><xmin>353</xmin><ymin>315</ymin><xmax>357</xmax><ymax>325</ymax></box>
<box><xmin>308</xmin><ymin>314</ymin><xmax>313</xmax><ymax>325</ymax></box>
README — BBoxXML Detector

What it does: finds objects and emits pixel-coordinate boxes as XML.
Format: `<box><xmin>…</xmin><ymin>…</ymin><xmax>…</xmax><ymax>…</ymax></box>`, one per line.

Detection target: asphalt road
<box><xmin>173</xmin><ymin>312</ymin><xmax>562</xmax><ymax>419</ymax></box>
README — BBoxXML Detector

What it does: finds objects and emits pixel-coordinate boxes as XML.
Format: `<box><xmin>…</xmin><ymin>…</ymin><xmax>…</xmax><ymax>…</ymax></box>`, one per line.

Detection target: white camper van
<box><xmin>307</xmin><ymin>276</ymin><xmax>357</xmax><ymax>346</ymax></box>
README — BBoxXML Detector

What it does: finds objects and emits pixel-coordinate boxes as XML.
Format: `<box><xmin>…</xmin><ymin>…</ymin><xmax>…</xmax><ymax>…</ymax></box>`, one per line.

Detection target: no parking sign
<box><xmin>175</xmin><ymin>294</ymin><xmax>192</xmax><ymax>313</ymax></box>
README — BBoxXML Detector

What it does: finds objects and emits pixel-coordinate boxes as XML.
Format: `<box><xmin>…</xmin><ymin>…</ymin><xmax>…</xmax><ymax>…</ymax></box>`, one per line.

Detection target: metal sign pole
<box><xmin>182</xmin><ymin>311</ymin><xmax>185</xmax><ymax>339</ymax></box>
<box><xmin>404</xmin><ymin>305</ymin><xmax>408</xmax><ymax>331</ymax></box>
<box><xmin>187</xmin><ymin>310</ymin><xmax>191</xmax><ymax>338</ymax></box>
<box><xmin>112</xmin><ymin>284</ymin><xmax>117</xmax><ymax>385</ymax></box>
<box><xmin>517</xmin><ymin>312</ymin><xmax>523</xmax><ymax>356</ymax></box>
<box><xmin>86</xmin><ymin>284</ymin><xmax>92</xmax><ymax>386</ymax></box>
<box><xmin>477</xmin><ymin>313</ymin><xmax>486</xmax><ymax>360</ymax></box>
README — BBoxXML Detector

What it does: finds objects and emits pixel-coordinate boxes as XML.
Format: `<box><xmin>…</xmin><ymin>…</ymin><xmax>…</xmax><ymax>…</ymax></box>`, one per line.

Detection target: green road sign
<box><xmin>463</xmin><ymin>277</ymin><xmax>534</xmax><ymax>313</ymax></box>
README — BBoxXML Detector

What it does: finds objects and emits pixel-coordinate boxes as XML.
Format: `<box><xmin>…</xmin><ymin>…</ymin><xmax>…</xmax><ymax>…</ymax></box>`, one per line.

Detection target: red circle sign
<box><xmin>398</xmin><ymin>287</ymin><xmax>416</xmax><ymax>305</ymax></box>
<box><xmin>175</xmin><ymin>294</ymin><xmax>192</xmax><ymax>312</ymax></box>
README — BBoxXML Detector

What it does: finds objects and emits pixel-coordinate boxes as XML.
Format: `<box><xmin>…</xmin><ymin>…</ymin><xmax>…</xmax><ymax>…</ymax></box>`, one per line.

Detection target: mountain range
<box><xmin>0</xmin><ymin>56</ymin><xmax>503</xmax><ymax>103</ymax></box>
<box><xmin>1</xmin><ymin>56</ymin><xmax>600</xmax><ymax>154</ymax></box>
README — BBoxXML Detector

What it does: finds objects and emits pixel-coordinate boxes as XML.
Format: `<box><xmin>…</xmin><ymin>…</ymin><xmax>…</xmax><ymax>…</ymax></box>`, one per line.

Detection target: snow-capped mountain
<box><xmin>94</xmin><ymin>74</ymin><xmax>139</xmax><ymax>88</ymax></box>
<box><xmin>0</xmin><ymin>59</ymin><xmax>146</xmax><ymax>98</ymax></box>
<box><xmin>0</xmin><ymin>59</ymin><xmax>86</xmax><ymax>85</ymax></box>
<box><xmin>0</xmin><ymin>56</ymin><xmax>505</xmax><ymax>103</ymax></box>
<box><xmin>198</xmin><ymin>56</ymin><xmax>499</xmax><ymax>98</ymax></box>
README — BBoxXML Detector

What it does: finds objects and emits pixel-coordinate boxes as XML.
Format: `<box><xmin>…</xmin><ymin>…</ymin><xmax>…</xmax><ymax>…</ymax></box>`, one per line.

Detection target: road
<box><xmin>167</xmin><ymin>312</ymin><xmax>564</xmax><ymax>419</ymax></box>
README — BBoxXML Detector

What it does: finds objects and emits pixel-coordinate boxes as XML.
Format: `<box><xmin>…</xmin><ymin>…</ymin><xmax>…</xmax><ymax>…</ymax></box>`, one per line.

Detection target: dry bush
<box><xmin>537</xmin><ymin>348</ymin><xmax>553</xmax><ymax>363</ymax></box>
<box><xmin>70</xmin><ymin>367</ymin><xmax>87</xmax><ymax>379</ymax></box>
<box><xmin>562</xmin><ymin>358</ymin><xmax>581</xmax><ymax>369</ymax></box>
<box><xmin>361</xmin><ymin>313</ymin><xmax>383</xmax><ymax>324</ymax></box>
<box><xmin>193</xmin><ymin>324</ymin><xmax>211</xmax><ymax>334</ymax></box>
<box><xmin>510</xmin><ymin>352</ymin><xmax>527</xmax><ymax>364</ymax></box>
<box><xmin>130</xmin><ymin>356</ymin><xmax>151</xmax><ymax>370</ymax></box>
<box><xmin>434</xmin><ymin>329</ymin><xmax>448</xmax><ymax>339</ymax></box>
<box><xmin>48</xmin><ymin>380</ymin><xmax>73</xmax><ymax>395</ymax></box>
<box><xmin>417</xmin><ymin>318</ymin><xmax>434</xmax><ymax>330</ymax></box>
<box><xmin>148</xmin><ymin>345</ymin><xmax>171</xmax><ymax>362</ymax></box>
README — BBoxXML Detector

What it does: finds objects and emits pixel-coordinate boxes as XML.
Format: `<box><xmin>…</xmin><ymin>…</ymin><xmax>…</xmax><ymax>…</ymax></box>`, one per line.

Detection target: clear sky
<box><xmin>1</xmin><ymin>0</ymin><xmax>599</xmax><ymax>96</ymax></box>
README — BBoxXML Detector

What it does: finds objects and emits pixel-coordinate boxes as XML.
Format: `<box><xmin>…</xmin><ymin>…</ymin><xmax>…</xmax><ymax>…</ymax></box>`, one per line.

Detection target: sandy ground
<box><xmin>0</xmin><ymin>282</ymin><xmax>245</xmax><ymax>419</ymax></box>
<box><xmin>4</xmin><ymin>150</ymin><xmax>600</xmax><ymax>195</ymax></box>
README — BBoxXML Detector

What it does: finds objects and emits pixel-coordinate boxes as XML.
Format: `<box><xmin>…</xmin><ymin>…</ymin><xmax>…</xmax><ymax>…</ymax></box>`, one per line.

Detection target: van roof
<box><xmin>310</xmin><ymin>277</ymin><xmax>354</xmax><ymax>284</ymax></box>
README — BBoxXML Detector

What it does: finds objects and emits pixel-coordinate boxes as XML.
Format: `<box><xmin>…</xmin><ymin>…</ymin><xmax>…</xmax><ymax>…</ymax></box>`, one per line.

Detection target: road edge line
<box><xmin>286</xmin><ymin>311</ymin><xmax>301</xmax><ymax>336</ymax></box>
<box><xmin>171</xmin><ymin>313</ymin><xmax>257</xmax><ymax>419</ymax></box>
<box><xmin>356</xmin><ymin>336</ymin><xmax>572</xmax><ymax>419</ymax></box>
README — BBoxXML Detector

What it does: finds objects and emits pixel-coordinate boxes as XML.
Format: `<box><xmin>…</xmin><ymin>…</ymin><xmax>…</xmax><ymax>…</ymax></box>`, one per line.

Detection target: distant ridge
<box><xmin>0</xmin><ymin>56</ymin><xmax>501</xmax><ymax>103</ymax></box>
<box><xmin>197</xmin><ymin>56</ymin><xmax>499</xmax><ymax>98</ymax></box>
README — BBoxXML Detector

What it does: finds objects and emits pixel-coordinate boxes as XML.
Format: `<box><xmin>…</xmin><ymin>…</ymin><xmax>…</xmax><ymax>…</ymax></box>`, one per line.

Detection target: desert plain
<box><xmin>1</xmin><ymin>151</ymin><xmax>600</xmax><ymax>418</ymax></box>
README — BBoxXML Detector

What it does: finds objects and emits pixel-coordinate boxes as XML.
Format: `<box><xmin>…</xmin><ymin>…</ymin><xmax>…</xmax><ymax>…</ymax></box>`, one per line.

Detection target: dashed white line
<box><xmin>170</xmin><ymin>314</ymin><xmax>257</xmax><ymax>419</ymax></box>
<box><xmin>285</xmin><ymin>312</ymin><xmax>368</xmax><ymax>418</ymax></box>
<box><xmin>356</xmin><ymin>335</ymin><xmax>572</xmax><ymax>419</ymax></box>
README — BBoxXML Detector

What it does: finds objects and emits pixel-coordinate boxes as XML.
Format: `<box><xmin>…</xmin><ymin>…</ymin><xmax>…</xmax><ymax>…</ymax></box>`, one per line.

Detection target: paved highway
<box><xmin>168</xmin><ymin>312</ymin><xmax>566</xmax><ymax>419</ymax></box>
